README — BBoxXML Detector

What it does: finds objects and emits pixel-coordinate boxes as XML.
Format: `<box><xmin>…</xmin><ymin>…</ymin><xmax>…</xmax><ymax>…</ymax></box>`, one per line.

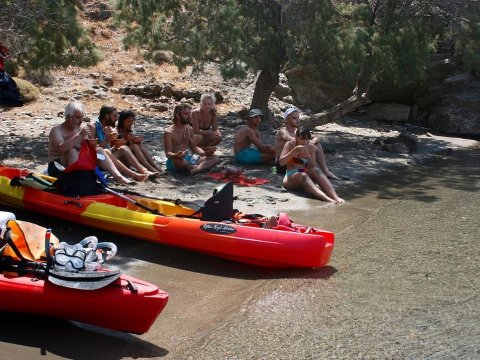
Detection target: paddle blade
<box><xmin>48</xmin><ymin>269</ymin><xmax>121</xmax><ymax>291</ymax></box>
<box><xmin>95</xmin><ymin>167</ymin><xmax>109</xmax><ymax>187</ymax></box>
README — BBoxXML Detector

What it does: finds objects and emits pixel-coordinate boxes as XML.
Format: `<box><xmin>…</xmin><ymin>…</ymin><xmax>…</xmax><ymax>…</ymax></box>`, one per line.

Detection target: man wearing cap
<box><xmin>234</xmin><ymin>109</ymin><xmax>275</xmax><ymax>165</ymax></box>
<box><xmin>275</xmin><ymin>107</ymin><xmax>339</xmax><ymax>180</ymax></box>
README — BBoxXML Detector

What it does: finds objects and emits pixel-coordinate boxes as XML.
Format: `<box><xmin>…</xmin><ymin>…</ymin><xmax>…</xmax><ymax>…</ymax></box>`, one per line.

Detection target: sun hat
<box><xmin>248</xmin><ymin>109</ymin><xmax>264</xmax><ymax>118</ymax></box>
<box><xmin>283</xmin><ymin>107</ymin><xmax>300</xmax><ymax>119</ymax></box>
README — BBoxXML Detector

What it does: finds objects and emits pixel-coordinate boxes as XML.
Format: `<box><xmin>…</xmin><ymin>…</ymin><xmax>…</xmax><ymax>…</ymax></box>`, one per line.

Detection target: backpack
<box><xmin>0</xmin><ymin>70</ymin><xmax>23</xmax><ymax>107</ymax></box>
<box><xmin>56</xmin><ymin>170</ymin><xmax>103</xmax><ymax>197</ymax></box>
<box><xmin>55</xmin><ymin>140</ymin><xmax>104</xmax><ymax>197</ymax></box>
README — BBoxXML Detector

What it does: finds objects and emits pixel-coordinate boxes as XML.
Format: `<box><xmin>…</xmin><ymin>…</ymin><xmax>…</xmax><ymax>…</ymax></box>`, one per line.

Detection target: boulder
<box><xmin>363</xmin><ymin>103</ymin><xmax>411</xmax><ymax>122</ymax></box>
<box><xmin>284</xmin><ymin>66</ymin><xmax>352</xmax><ymax>111</ymax></box>
<box><xmin>428</xmin><ymin>86</ymin><xmax>480</xmax><ymax>135</ymax></box>
<box><xmin>273</xmin><ymin>83</ymin><xmax>293</xmax><ymax>99</ymax></box>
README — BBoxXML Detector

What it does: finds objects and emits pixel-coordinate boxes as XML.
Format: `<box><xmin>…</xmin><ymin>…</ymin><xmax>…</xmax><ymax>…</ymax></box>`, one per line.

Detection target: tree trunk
<box><xmin>307</xmin><ymin>91</ymin><xmax>371</xmax><ymax>128</ymax></box>
<box><xmin>308</xmin><ymin>59</ymin><xmax>373</xmax><ymax>128</ymax></box>
<box><xmin>250</xmin><ymin>68</ymin><xmax>280</xmax><ymax>121</ymax></box>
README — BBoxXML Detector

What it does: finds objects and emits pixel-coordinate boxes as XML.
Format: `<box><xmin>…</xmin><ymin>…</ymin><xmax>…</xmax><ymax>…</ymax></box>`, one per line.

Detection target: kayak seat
<box><xmin>191</xmin><ymin>181</ymin><xmax>234</xmax><ymax>222</ymax></box>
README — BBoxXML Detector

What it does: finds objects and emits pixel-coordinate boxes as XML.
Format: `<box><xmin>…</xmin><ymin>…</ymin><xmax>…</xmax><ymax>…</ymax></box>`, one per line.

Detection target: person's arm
<box><xmin>279</xmin><ymin>142</ymin><xmax>307</xmax><ymax>166</ymax></box>
<box><xmin>247</xmin><ymin>129</ymin><xmax>274</xmax><ymax>153</ymax></box>
<box><xmin>123</xmin><ymin>131</ymin><xmax>135</xmax><ymax>145</ymax></box>
<box><xmin>307</xmin><ymin>144</ymin><xmax>319</xmax><ymax>169</ymax></box>
<box><xmin>187</xmin><ymin>126</ymin><xmax>210</xmax><ymax>156</ymax></box>
<box><xmin>211</xmin><ymin>109</ymin><xmax>220</xmax><ymax>134</ymax></box>
<box><xmin>164</xmin><ymin>130</ymin><xmax>185</xmax><ymax>159</ymax></box>
<box><xmin>190</xmin><ymin>111</ymin><xmax>200</xmax><ymax>134</ymax></box>
<box><xmin>52</xmin><ymin>126</ymin><xmax>87</xmax><ymax>154</ymax></box>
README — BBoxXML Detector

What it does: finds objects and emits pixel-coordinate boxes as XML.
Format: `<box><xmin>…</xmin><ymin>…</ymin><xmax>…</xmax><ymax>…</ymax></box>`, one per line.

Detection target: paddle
<box><xmin>0</xmin><ymin>226</ymin><xmax>121</xmax><ymax>290</ymax></box>
<box><xmin>101</xmin><ymin>186</ymin><xmax>162</xmax><ymax>215</ymax></box>
<box><xmin>115</xmin><ymin>189</ymin><xmax>204</xmax><ymax>209</ymax></box>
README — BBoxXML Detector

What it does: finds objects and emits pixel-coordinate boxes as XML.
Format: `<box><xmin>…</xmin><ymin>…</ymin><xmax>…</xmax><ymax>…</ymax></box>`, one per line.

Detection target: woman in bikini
<box><xmin>93</xmin><ymin>105</ymin><xmax>152</xmax><ymax>181</ymax></box>
<box><xmin>279</xmin><ymin>128</ymin><xmax>344</xmax><ymax>204</ymax></box>
<box><xmin>116</xmin><ymin>110</ymin><xmax>163</xmax><ymax>173</ymax></box>
<box><xmin>190</xmin><ymin>93</ymin><xmax>222</xmax><ymax>148</ymax></box>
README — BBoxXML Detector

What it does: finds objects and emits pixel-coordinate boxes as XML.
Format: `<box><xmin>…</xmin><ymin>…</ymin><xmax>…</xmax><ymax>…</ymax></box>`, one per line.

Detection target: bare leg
<box><xmin>315</xmin><ymin>143</ymin><xmax>339</xmax><ymax>180</ymax></box>
<box><xmin>139</xmin><ymin>143</ymin><xmax>163</xmax><ymax>172</ymax></box>
<box><xmin>114</xmin><ymin>146</ymin><xmax>156</xmax><ymax>176</ymax></box>
<box><xmin>308</xmin><ymin>167</ymin><xmax>344</xmax><ymax>204</ymax></box>
<box><xmin>103</xmin><ymin>149</ymin><xmax>148</xmax><ymax>181</ymax></box>
<box><xmin>96</xmin><ymin>148</ymin><xmax>135</xmax><ymax>185</ymax></box>
<box><xmin>130</xmin><ymin>144</ymin><xmax>162</xmax><ymax>172</ymax></box>
<box><xmin>193</xmin><ymin>134</ymin><xmax>204</xmax><ymax>147</ymax></box>
<box><xmin>61</xmin><ymin>148</ymin><xmax>80</xmax><ymax>167</ymax></box>
<box><xmin>260</xmin><ymin>152</ymin><xmax>276</xmax><ymax>164</ymax></box>
<box><xmin>191</xmin><ymin>155</ymin><xmax>221</xmax><ymax>175</ymax></box>
<box><xmin>202</xmin><ymin>133</ymin><xmax>222</xmax><ymax>147</ymax></box>
<box><xmin>284</xmin><ymin>172</ymin><xmax>337</xmax><ymax>203</ymax></box>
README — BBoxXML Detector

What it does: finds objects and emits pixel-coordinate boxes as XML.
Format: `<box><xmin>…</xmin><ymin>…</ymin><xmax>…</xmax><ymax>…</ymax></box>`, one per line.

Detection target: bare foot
<box><xmin>115</xmin><ymin>176</ymin><xmax>135</xmax><ymax>185</ymax></box>
<box><xmin>334</xmin><ymin>197</ymin><xmax>345</xmax><ymax>204</ymax></box>
<box><xmin>133</xmin><ymin>173</ymin><xmax>149</xmax><ymax>182</ymax></box>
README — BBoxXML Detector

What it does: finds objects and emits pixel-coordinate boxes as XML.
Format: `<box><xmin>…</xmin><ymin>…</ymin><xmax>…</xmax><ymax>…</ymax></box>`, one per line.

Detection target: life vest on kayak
<box><xmin>0</xmin><ymin>219</ymin><xmax>58</xmax><ymax>262</ymax></box>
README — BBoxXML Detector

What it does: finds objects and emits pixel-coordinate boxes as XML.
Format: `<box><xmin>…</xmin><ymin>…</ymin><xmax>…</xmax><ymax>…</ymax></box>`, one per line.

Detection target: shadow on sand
<box><xmin>0</xmin><ymin>312</ymin><xmax>168</xmax><ymax>359</ymax></box>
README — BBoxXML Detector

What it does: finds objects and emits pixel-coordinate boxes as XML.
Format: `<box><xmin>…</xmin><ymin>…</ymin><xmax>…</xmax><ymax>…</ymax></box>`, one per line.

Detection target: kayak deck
<box><xmin>0</xmin><ymin>272</ymin><xmax>168</xmax><ymax>334</ymax></box>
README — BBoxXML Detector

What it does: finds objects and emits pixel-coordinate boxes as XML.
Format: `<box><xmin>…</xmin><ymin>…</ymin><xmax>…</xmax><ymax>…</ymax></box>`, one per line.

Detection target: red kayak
<box><xmin>0</xmin><ymin>272</ymin><xmax>168</xmax><ymax>334</ymax></box>
<box><xmin>0</xmin><ymin>211</ymin><xmax>168</xmax><ymax>334</ymax></box>
<box><xmin>0</xmin><ymin>165</ymin><xmax>334</xmax><ymax>268</ymax></box>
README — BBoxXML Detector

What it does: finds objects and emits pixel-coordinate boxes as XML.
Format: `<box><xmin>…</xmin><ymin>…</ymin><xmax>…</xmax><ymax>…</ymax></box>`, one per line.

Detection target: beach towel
<box><xmin>207</xmin><ymin>172</ymin><xmax>270</xmax><ymax>187</ymax></box>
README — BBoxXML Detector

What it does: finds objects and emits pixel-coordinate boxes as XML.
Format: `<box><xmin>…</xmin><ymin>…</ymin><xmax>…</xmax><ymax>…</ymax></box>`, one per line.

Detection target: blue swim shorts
<box><xmin>166</xmin><ymin>152</ymin><xmax>200</xmax><ymax>172</ymax></box>
<box><xmin>235</xmin><ymin>148</ymin><xmax>261</xmax><ymax>165</ymax></box>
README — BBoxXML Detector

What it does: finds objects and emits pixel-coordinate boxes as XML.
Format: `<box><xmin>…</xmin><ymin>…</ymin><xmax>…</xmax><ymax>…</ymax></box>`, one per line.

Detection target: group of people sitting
<box><xmin>47</xmin><ymin>92</ymin><xmax>343</xmax><ymax>203</ymax></box>
<box><xmin>233</xmin><ymin>107</ymin><xmax>344</xmax><ymax>204</ymax></box>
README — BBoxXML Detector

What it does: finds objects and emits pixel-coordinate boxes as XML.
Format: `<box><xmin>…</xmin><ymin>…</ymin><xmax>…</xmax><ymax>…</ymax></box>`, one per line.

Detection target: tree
<box><xmin>116</xmin><ymin>0</ymin><xmax>479</xmax><ymax>123</ymax></box>
<box><xmin>0</xmin><ymin>0</ymin><xmax>99</xmax><ymax>73</ymax></box>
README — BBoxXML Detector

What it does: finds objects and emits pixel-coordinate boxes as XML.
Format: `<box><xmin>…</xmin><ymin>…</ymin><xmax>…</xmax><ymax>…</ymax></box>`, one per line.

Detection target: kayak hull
<box><xmin>0</xmin><ymin>272</ymin><xmax>168</xmax><ymax>334</ymax></box>
<box><xmin>0</xmin><ymin>166</ymin><xmax>334</xmax><ymax>268</ymax></box>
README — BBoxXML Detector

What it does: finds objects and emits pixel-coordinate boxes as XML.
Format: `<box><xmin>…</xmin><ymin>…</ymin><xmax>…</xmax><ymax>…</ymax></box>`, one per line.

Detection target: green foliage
<box><xmin>0</xmin><ymin>0</ymin><xmax>100</xmax><ymax>72</ymax></box>
<box><xmin>116</xmin><ymin>0</ymin><xmax>286</xmax><ymax>78</ymax></box>
<box><xmin>456</xmin><ymin>15</ymin><xmax>480</xmax><ymax>76</ymax></box>
<box><xmin>115</xmin><ymin>0</ymin><xmax>472</xmax><ymax>109</ymax></box>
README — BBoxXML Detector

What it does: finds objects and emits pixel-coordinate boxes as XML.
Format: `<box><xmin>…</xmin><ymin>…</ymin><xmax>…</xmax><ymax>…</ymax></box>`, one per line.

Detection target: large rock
<box><xmin>284</xmin><ymin>66</ymin><xmax>352</xmax><ymax>111</ymax></box>
<box><xmin>363</xmin><ymin>103</ymin><xmax>411</xmax><ymax>122</ymax></box>
<box><xmin>428</xmin><ymin>79</ymin><xmax>480</xmax><ymax>135</ymax></box>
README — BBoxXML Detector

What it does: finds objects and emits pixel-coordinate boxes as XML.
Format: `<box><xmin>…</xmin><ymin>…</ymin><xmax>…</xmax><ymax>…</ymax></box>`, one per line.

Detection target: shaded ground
<box><xmin>0</xmin><ymin>108</ymin><xmax>477</xmax><ymax>215</ymax></box>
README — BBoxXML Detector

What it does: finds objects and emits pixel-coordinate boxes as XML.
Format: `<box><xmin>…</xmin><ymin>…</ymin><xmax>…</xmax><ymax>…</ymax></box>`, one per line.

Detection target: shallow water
<box><xmin>1</xmin><ymin>148</ymin><xmax>479</xmax><ymax>359</ymax></box>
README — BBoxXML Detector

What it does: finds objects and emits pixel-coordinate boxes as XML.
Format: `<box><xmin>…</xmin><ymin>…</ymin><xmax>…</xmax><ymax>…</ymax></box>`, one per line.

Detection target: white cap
<box><xmin>284</xmin><ymin>107</ymin><xmax>300</xmax><ymax>119</ymax></box>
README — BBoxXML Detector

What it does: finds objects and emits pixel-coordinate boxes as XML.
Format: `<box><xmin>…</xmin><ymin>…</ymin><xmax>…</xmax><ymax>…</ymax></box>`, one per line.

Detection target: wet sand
<box><xmin>1</xmin><ymin>148</ymin><xmax>478</xmax><ymax>359</ymax></box>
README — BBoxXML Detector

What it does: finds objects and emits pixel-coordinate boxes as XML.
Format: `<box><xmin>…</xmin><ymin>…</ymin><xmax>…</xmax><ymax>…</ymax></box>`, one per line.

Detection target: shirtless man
<box><xmin>233</xmin><ymin>109</ymin><xmax>275</xmax><ymax>165</ymax></box>
<box><xmin>190</xmin><ymin>93</ymin><xmax>222</xmax><ymax>148</ymax></box>
<box><xmin>163</xmin><ymin>103</ymin><xmax>221</xmax><ymax>175</ymax></box>
<box><xmin>275</xmin><ymin>107</ymin><xmax>339</xmax><ymax>180</ymax></box>
<box><xmin>48</xmin><ymin>101</ymin><xmax>134</xmax><ymax>184</ymax></box>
